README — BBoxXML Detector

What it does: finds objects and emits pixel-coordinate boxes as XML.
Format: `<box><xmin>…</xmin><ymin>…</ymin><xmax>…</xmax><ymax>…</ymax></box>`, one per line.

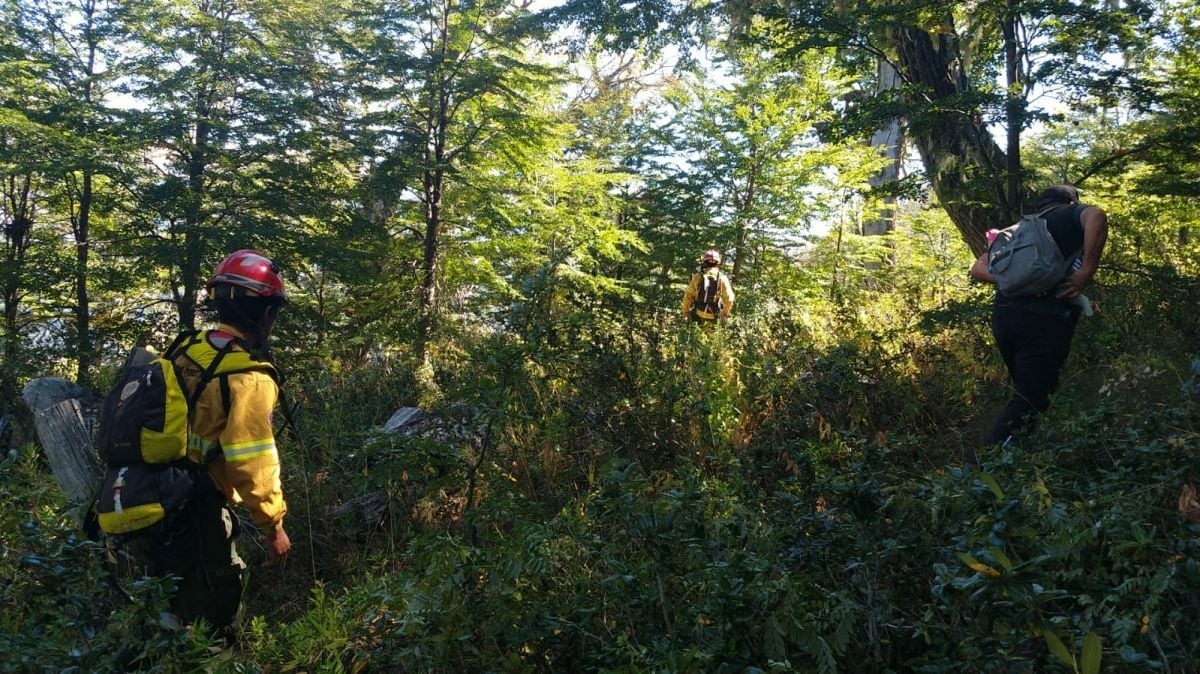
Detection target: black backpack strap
<box><xmin>219</xmin><ymin>374</ymin><xmax>233</xmax><ymax>417</ymax></box>
<box><xmin>185</xmin><ymin>335</ymin><xmax>238</xmax><ymax>413</ymax></box>
<box><xmin>162</xmin><ymin>329</ymin><xmax>202</xmax><ymax>361</ymax></box>
<box><xmin>198</xmin><ymin>330</ymin><xmax>282</xmax><ymax>418</ymax></box>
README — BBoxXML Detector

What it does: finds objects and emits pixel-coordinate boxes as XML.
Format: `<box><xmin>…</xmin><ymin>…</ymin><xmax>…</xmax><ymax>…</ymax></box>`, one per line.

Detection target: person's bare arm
<box><xmin>969</xmin><ymin>252</ymin><xmax>994</xmax><ymax>283</ymax></box>
<box><xmin>1057</xmin><ymin>206</ymin><xmax>1108</xmax><ymax>300</ymax></box>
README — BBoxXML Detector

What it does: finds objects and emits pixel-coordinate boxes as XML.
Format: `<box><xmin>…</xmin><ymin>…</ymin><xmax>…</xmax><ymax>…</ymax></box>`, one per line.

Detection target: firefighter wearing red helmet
<box><xmin>682</xmin><ymin>248</ymin><xmax>735</xmax><ymax>325</ymax></box>
<box><xmin>207</xmin><ymin>249</ymin><xmax>288</xmax><ymax>302</ymax></box>
<box><xmin>122</xmin><ymin>249</ymin><xmax>293</xmax><ymax>645</ymax></box>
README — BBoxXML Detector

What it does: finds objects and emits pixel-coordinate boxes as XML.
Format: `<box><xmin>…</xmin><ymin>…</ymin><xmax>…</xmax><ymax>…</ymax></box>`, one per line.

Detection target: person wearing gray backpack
<box><xmin>969</xmin><ymin>184</ymin><xmax>1109</xmax><ymax>447</ymax></box>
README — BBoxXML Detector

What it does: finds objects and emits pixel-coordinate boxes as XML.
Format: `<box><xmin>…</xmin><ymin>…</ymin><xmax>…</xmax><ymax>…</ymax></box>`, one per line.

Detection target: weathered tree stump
<box><xmin>26</xmin><ymin>394</ymin><xmax>102</xmax><ymax>506</ymax></box>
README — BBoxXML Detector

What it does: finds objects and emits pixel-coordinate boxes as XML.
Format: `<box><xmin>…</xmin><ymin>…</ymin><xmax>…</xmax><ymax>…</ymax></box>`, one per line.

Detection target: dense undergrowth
<box><xmin>3</xmin><ymin>268</ymin><xmax>1199</xmax><ymax>673</ymax></box>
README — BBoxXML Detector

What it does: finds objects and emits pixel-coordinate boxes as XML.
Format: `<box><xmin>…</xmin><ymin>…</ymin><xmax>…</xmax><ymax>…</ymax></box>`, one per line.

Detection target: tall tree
<box><xmin>339</xmin><ymin>0</ymin><xmax>560</xmax><ymax>370</ymax></box>
<box><xmin>0</xmin><ymin>143</ymin><xmax>40</xmax><ymax>407</ymax></box>
<box><xmin>863</xmin><ymin>59</ymin><xmax>904</xmax><ymax>236</ymax></box>
<box><xmin>0</xmin><ymin>2</ymin><xmax>65</xmax><ymax>405</ymax></box>
<box><xmin>653</xmin><ymin>46</ymin><xmax>886</xmax><ymax>288</ymax></box>
<box><xmin>741</xmin><ymin>0</ymin><xmax>1161</xmax><ymax>252</ymax></box>
<box><xmin>1111</xmin><ymin>0</ymin><xmax>1200</xmax><ymax>199</ymax></box>
<box><xmin>549</xmin><ymin>0</ymin><xmax>1161</xmax><ymax>253</ymax></box>
<box><xmin>115</xmin><ymin>0</ymin><xmax>335</xmax><ymax>329</ymax></box>
<box><xmin>561</xmin><ymin>49</ymin><xmax>697</xmax><ymax>306</ymax></box>
<box><xmin>9</xmin><ymin>0</ymin><xmax>128</xmax><ymax>387</ymax></box>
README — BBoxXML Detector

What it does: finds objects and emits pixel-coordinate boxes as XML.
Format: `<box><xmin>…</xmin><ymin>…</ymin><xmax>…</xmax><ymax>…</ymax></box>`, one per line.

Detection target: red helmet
<box><xmin>207</xmin><ymin>249</ymin><xmax>287</xmax><ymax>303</ymax></box>
<box><xmin>701</xmin><ymin>249</ymin><xmax>722</xmax><ymax>265</ymax></box>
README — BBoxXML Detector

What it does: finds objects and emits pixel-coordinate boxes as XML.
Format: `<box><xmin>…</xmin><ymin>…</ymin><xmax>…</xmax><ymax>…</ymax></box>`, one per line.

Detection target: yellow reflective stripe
<box><xmin>188</xmin><ymin>434</ymin><xmax>220</xmax><ymax>453</ymax></box>
<box><xmin>222</xmin><ymin>438</ymin><xmax>276</xmax><ymax>463</ymax></box>
<box><xmin>98</xmin><ymin>504</ymin><xmax>165</xmax><ymax>534</ymax></box>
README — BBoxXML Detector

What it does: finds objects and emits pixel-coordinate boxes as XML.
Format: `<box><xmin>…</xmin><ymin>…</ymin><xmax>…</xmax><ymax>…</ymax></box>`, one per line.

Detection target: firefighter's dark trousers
<box><xmin>109</xmin><ymin>479</ymin><xmax>246</xmax><ymax>643</ymax></box>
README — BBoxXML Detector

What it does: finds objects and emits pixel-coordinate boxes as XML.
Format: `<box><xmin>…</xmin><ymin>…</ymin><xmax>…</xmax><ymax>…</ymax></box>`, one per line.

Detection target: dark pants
<box><xmin>987</xmin><ymin>298</ymin><xmax>1079</xmax><ymax>445</ymax></box>
<box><xmin>109</xmin><ymin>479</ymin><xmax>246</xmax><ymax>642</ymax></box>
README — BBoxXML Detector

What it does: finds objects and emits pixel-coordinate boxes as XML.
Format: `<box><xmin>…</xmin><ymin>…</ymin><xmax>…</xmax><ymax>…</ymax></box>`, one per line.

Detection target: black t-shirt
<box><xmin>1041</xmin><ymin>203</ymin><xmax>1086</xmax><ymax>259</ymax></box>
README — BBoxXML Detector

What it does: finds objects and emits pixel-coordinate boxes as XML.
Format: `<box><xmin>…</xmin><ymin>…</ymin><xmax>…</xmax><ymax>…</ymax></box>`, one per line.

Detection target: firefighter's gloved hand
<box><xmin>263</xmin><ymin>524</ymin><xmax>291</xmax><ymax>567</ymax></box>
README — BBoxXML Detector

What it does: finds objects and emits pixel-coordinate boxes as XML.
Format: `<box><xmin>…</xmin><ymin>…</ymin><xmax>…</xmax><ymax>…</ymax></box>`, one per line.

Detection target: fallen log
<box><xmin>326</xmin><ymin>490</ymin><xmax>389</xmax><ymax>535</ymax></box>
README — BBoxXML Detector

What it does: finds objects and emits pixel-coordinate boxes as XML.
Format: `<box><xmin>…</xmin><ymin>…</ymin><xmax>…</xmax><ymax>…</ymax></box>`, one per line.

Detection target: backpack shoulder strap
<box><xmin>213</xmin><ymin>352</ymin><xmax>278</xmax><ymax>380</ymax></box>
<box><xmin>1066</xmin><ymin>204</ymin><xmax>1088</xmax><ymax>259</ymax></box>
<box><xmin>186</xmin><ymin>335</ymin><xmax>238</xmax><ymax>413</ymax></box>
<box><xmin>219</xmin><ymin>375</ymin><xmax>233</xmax><ymax>417</ymax></box>
<box><xmin>161</xmin><ymin>329</ymin><xmax>202</xmax><ymax>361</ymax></box>
<box><xmin>1071</xmin><ymin>204</ymin><xmax>1087</xmax><ymax>230</ymax></box>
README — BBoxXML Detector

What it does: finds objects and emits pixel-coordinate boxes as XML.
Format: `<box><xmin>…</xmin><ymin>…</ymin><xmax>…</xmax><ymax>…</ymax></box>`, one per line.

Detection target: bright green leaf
<box><xmin>1081</xmin><ymin>631</ymin><xmax>1102</xmax><ymax>674</ymax></box>
<box><xmin>979</xmin><ymin>473</ymin><xmax>1005</xmax><ymax>500</ymax></box>
<box><xmin>1041</xmin><ymin>627</ymin><xmax>1075</xmax><ymax>670</ymax></box>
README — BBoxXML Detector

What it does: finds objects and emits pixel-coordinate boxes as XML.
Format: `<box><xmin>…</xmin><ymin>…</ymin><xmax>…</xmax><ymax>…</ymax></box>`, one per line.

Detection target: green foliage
<box><xmin>240</xmin><ymin>584</ymin><xmax>362</xmax><ymax>673</ymax></box>
<box><xmin>631</xmin><ymin>44</ymin><xmax>887</xmax><ymax>298</ymax></box>
<box><xmin>7</xmin><ymin>249</ymin><xmax>1200</xmax><ymax>671</ymax></box>
<box><xmin>238</xmin><ymin>257</ymin><xmax>1197</xmax><ymax>672</ymax></box>
<box><xmin>918</xmin><ymin>391</ymin><xmax>1200</xmax><ymax>670</ymax></box>
<box><xmin>3</xmin><ymin>0</ymin><xmax>1200</xmax><ymax>670</ymax></box>
<box><xmin>0</xmin><ymin>446</ymin><xmax>218</xmax><ymax>673</ymax></box>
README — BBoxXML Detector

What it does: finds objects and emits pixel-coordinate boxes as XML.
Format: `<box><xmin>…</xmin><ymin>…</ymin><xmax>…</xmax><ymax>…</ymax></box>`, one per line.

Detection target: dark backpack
<box><xmin>987</xmin><ymin>207</ymin><xmax>1081</xmax><ymax>297</ymax></box>
<box><xmin>94</xmin><ymin>331</ymin><xmax>268</xmax><ymax>534</ymax></box>
<box><xmin>693</xmin><ymin>271</ymin><xmax>724</xmax><ymax>315</ymax></box>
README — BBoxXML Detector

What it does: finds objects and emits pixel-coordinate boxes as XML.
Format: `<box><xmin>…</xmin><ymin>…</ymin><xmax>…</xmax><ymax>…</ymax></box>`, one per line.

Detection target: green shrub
<box><xmin>0</xmin><ymin>446</ymin><xmax>218</xmax><ymax>673</ymax></box>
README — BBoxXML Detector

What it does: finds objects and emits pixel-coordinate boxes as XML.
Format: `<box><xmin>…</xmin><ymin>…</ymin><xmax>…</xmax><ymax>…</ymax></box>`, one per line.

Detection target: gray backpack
<box><xmin>987</xmin><ymin>208</ymin><xmax>1080</xmax><ymax>297</ymax></box>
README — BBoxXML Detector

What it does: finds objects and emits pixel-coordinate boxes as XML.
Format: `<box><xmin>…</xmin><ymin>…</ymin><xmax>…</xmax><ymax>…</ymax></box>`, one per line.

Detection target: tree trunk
<box><xmin>891</xmin><ymin>25</ymin><xmax>1013</xmax><ymax>255</ymax></box>
<box><xmin>75</xmin><ymin>170</ymin><xmax>93</xmax><ymax>388</ymax></box>
<box><xmin>418</xmin><ymin>164</ymin><xmax>445</xmax><ymax>368</ymax></box>
<box><xmin>2</xmin><ymin>176</ymin><xmax>34</xmax><ymax>407</ymax></box>
<box><xmin>864</xmin><ymin>59</ymin><xmax>903</xmax><ymax>236</ymax></box>
<box><xmin>1003</xmin><ymin>0</ymin><xmax>1023</xmax><ymax>212</ymax></box>
<box><xmin>74</xmin><ymin>2</ymin><xmax>99</xmax><ymax>389</ymax></box>
<box><xmin>416</xmin><ymin>64</ymin><xmax>451</xmax><ymax>368</ymax></box>
<box><xmin>731</xmin><ymin>221</ymin><xmax>744</xmax><ymax>283</ymax></box>
<box><xmin>732</xmin><ymin>142</ymin><xmax>758</xmax><ymax>284</ymax></box>
<box><xmin>180</xmin><ymin>114</ymin><xmax>211</xmax><ymax>330</ymax></box>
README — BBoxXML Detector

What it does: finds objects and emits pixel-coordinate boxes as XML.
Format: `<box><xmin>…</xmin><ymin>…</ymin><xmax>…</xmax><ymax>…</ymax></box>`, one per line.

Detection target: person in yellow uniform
<box><xmin>121</xmin><ymin>249</ymin><xmax>292</xmax><ymax>645</ymax></box>
<box><xmin>681</xmin><ymin>249</ymin><xmax>735</xmax><ymax>325</ymax></box>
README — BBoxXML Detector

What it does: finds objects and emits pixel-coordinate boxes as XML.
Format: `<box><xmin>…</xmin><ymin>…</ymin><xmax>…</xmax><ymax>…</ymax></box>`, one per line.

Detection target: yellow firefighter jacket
<box><xmin>173</xmin><ymin>325</ymin><xmax>287</xmax><ymax>534</ymax></box>
<box><xmin>682</xmin><ymin>267</ymin><xmax>735</xmax><ymax>321</ymax></box>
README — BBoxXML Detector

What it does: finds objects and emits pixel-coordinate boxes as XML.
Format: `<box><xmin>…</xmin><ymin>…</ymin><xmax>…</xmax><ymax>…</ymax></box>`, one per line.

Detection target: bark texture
<box><xmin>890</xmin><ymin>25</ymin><xmax>1014</xmax><ymax>255</ymax></box>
